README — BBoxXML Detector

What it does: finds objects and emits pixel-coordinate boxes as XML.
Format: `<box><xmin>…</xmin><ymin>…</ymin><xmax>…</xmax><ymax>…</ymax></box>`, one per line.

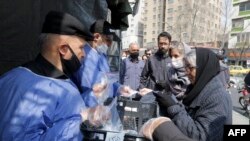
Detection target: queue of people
<box><xmin>0</xmin><ymin>11</ymin><xmax>233</xmax><ymax>141</ymax></box>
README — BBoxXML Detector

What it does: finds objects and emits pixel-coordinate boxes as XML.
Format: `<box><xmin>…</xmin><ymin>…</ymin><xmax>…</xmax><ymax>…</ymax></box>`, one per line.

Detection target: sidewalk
<box><xmin>232</xmin><ymin>110</ymin><xmax>249</xmax><ymax>125</ymax></box>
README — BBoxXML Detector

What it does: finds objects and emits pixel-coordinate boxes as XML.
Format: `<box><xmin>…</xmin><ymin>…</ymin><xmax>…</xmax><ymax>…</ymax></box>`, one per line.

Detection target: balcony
<box><xmin>231</xmin><ymin>27</ymin><xmax>244</xmax><ymax>33</ymax></box>
<box><xmin>239</xmin><ymin>10</ymin><xmax>250</xmax><ymax>16</ymax></box>
<box><xmin>233</xmin><ymin>0</ymin><xmax>249</xmax><ymax>6</ymax></box>
<box><xmin>236</xmin><ymin>42</ymin><xmax>250</xmax><ymax>48</ymax></box>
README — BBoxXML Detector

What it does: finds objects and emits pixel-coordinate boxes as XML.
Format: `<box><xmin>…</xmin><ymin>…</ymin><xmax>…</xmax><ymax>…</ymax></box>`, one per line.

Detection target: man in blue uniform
<box><xmin>0</xmin><ymin>11</ymin><xmax>109</xmax><ymax>141</ymax></box>
<box><xmin>74</xmin><ymin>20</ymin><xmax>133</xmax><ymax>107</ymax></box>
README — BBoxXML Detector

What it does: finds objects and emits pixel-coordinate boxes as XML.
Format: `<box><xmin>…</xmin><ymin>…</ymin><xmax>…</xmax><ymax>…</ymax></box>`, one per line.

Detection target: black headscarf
<box><xmin>183</xmin><ymin>48</ymin><xmax>220</xmax><ymax>106</ymax></box>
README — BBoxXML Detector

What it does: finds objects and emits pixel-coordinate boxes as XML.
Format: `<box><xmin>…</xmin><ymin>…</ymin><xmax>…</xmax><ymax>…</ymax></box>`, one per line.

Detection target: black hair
<box><xmin>144</xmin><ymin>49</ymin><xmax>152</xmax><ymax>54</ymax></box>
<box><xmin>157</xmin><ymin>32</ymin><xmax>172</xmax><ymax>42</ymax></box>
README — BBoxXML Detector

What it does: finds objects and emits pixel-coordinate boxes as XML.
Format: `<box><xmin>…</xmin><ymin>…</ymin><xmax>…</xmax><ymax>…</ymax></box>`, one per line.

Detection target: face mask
<box><xmin>130</xmin><ymin>52</ymin><xmax>139</xmax><ymax>59</ymax></box>
<box><xmin>96</xmin><ymin>44</ymin><xmax>108</xmax><ymax>55</ymax></box>
<box><xmin>171</xmin><ymin>58</ymin><xmax>184</xmax><ymax>69</ymax></box>
<box><xmin>60</xmin><ymin>46</ymin><xmax>82</xmax><ymax>76</ymax></box>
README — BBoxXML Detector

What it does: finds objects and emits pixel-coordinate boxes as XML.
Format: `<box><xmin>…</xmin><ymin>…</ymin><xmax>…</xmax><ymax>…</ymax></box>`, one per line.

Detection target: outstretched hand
<box><xmin>139</xmin><ymin>88</ymin><xmax>153</xmax><ymax>96</ymax></box>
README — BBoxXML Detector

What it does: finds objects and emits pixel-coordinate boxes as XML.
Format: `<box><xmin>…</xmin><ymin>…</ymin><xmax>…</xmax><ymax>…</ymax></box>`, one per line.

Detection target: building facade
<box><xmin>143</xmin><ymin>0</ymin><xmax>223</xmax><ymax>48</ymax></box>
<box><xmin>121</xmin><ymin>0</ymin><xmax>144</xmax><ymax>50</ymax></box>
<box><xmin>228</xmin><ymin>0</ymin><xmax>250</xmax><ymax>66</ymax></box>
<box><xmin>229</xmin><ymin>0</ymin><xmax>250</xmax><ymax>49</ymax></box>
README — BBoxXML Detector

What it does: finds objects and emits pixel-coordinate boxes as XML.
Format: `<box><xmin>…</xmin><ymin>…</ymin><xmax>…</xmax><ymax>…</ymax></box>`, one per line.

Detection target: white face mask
<box><xmin>171</xmin><ymin>58</ymin><xmax>184</xmax><ymax>69</ymax></box>
<box><xmin>96</xmin><ymin>44</ymin><xmax>108</xmax><ymax>55</ymax></box>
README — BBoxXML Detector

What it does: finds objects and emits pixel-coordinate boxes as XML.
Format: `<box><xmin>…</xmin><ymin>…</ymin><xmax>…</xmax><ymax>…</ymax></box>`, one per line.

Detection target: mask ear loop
<box><xmin>59</xmin><ymin>44</ymin><xmax>71</xmax><ymax>56</ymax></box>
<box><xmin>64</xmin><ymin>44</ymin><xmax>74</xmax><ymax>54</ymax></box>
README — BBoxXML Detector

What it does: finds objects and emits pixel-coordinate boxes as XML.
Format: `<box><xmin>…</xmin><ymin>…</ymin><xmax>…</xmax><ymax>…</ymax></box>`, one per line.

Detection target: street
<box><xmin>229</xmin><ymin>87</ymin><xmax>250</xmax><ymax>123</ymax></box>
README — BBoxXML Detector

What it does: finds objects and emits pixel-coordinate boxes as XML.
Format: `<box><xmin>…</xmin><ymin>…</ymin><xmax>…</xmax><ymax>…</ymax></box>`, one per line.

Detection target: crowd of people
<box><xmin>0</xmin><ymin>11</ymin><xmax>233</xmax><ymax>141</ymax></box>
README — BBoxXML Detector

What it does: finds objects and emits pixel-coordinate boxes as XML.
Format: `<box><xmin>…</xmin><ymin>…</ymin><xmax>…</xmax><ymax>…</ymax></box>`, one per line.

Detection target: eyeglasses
<box><xmin>185</xmin><ymin>64</ymin><xmax>198</xmax><ymax>72</ymax></box>
<box><xmin>146</xmin><ymin>53</ymin><xmax>151</xmax><ymax>56</ymax></box>
<box><xmin>132</xmin><ymin>49</ymin><xmax>139</xmax><ymax>52</ymax></box>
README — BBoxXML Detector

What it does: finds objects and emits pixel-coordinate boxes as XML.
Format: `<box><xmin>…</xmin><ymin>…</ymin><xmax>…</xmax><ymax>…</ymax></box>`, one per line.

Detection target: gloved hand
<box><xmin>92</xmin><ymin>74</ymin><xmax>109</xmax><ymax>104</ymax></box>
<box><xmin>139</xmin><ymin>117</ymin><xmax>171</xmax><ymax>140</ymax></box>
<box><xmin>156</xmin><ymin>80</ymin><xmax>167</xmax><ymax>88</ymax></box>
<box><xmin>81</xmin><ymin>105</ymin><xmax>111</xmax><ymax>127</ymax></box>
<box><xmin>153</xmin><ymin>90</ymin><xmax>177</xmax><ymax>108</ymax></box>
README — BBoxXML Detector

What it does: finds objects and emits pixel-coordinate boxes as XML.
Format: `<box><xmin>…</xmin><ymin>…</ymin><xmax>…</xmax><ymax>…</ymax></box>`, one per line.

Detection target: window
<box><xmin>152</xmin><ymin>31</ymin><xmax>155</xmax><ymax>34</ymax></box>
<box><xmin>247</xmin><ymin>3</ymin><xmax>250</xmax><ymax>10</ymax></box>
<box><xmin>242</xmin><ymin>33</ymin><xmax>245</xmax><ymax>42</ymax></box>
<box><xmin>158</xmin><ymin>6</ymin><xmax>161</xmax><ymax>10</ymax></box>
<box><xmin>247</xmin><ymin>32</ymin><xmax>250</xmax><ymax>42</ymax></box>
<box><xmin>167</xmin><ymin>26</ymin><xmax>172</xmax><ymax>30</ymax></box>
<box><xmin>144</xmin><ymin>32</ymin><xmax>147</xmax><ymax>35</ymax></box>
<box><xmin>178</xmin><ymin>6</ymin><xmax>182</xmax><ymax>11</ymax></box>
<box><xmin>168</xmin><ymin>8</ymin><xmax>173</xmax><ymax>13</ymax></box>
<box><xmin>153</xmin><ymin>15</ymin><xmax>156</xmax><ymax>19</ymax></box>
<box><xmin>167</xmin><ymin>17</ymin><xmax>173</xmax><ymax>22</ymax></box>
<box><xmin>144</xmin><ymin>39</ymin><xmax>147</xmax><ymax>42</ymax></box>
<box><xmin>168</xmin><ymin>0</ymin><xmax>174</xmax><ymax>4</ymax></box>
<box><xmin>152</xmin><ymin>38</ymin><xmax>155</xmax><ymax>41</ymax></box>
<box><xmin>183</xmin><ymin>33</ymin><xmax>188</xmax><ymax>38</ymax></box>
<box><xmin>237</xmin><ymin>34</ymin><xmax>240</xmax><ymax>42</ymax></box>
<box><xmin>232</xmin><ymin>19</ymin><xmax>244</xmax><ymax>28</ymax></box>
<box><xmin>240</xmin><ymin>2</ymin><xmax>250</xmax><ymax>11</ymax></box>
<box><xmin>240</xmin><ymin>5</ymin><xmax>245</xmax><ymax>11</ymax></box>
<box><xmin>153</xmin><ymin>23</ymin><xmax>156</xmax><ymax>27</ymax></box>
<box><xmin>184</xmin><ymin>23</ymin><xmax>188</xmax><ymax>28</ymax></box>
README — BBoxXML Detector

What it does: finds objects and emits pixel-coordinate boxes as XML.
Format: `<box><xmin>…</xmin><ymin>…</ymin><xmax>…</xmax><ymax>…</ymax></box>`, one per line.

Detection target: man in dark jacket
<box><xmin>139</xmin><ymin>32</ymin><xmax>172</xmax><ymax>91</ymax></box>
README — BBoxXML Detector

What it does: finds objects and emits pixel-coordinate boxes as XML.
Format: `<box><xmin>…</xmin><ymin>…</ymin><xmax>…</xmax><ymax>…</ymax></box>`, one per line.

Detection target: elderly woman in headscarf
<box><xmin>140</xmin><ymin>48</ymin><xmax>232</xmax><ymax>141</ymax></box>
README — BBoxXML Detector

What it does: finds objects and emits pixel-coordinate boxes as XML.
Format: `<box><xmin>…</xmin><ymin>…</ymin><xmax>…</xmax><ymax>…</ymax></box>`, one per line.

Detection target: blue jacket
<box><xmin>74</xmin><ymin>44</ymin><xmax>120</xmax><ymax>107</ymax></box>
<box><xmin>0</xmin><ymin>67</ymin><xmax>85</xmax><ymax>141</ymax></box>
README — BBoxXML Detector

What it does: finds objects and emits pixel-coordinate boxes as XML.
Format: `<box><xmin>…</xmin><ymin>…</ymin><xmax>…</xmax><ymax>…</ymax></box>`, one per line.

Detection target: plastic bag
<box><xmin>139</xmin><ymin>117</ymin><xmax>171</xmax><ymax>141</ymax></box>
<box><xmin>92</xmin><ymin>73</ymin><xmax>110</xmax><ymax>104</ymax></box>
<box><xmin>101</xmin><ymin>97</ymin><xmax>123</xmax><ymax>132</ymax></box>
<box><xmin>81</xmin><ymin>105</ymin><xmax>111</xmax><ymax>128</ymax></box>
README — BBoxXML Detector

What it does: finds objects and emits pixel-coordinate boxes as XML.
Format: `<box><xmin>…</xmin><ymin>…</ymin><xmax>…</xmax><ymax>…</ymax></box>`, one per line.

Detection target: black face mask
<box><xmin>60</xmin><ymin>45</ymin><xmax>81</xmax><ymax>77</ymax></box>
<box><xmin>130</xmin><ymin>52</ymin><xmax>139</xmax><ymax>59</ymax></box>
